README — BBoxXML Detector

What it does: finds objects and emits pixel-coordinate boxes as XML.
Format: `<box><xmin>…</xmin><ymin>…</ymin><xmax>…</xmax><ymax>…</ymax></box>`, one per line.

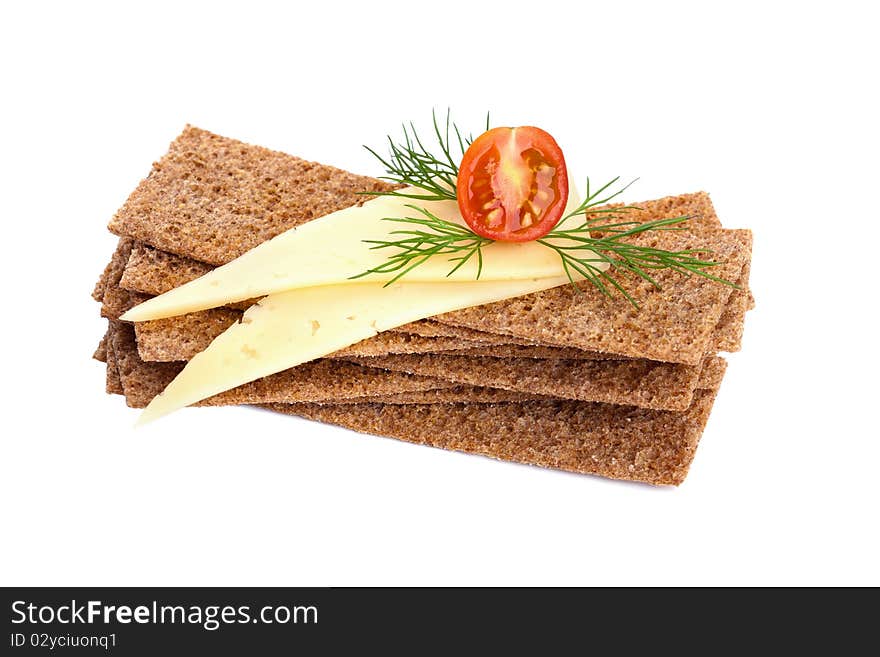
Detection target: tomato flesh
<box><xmin>456</xmin><ymin>126</ymin><xmax>568</xmax><ymax>242</ymax></box>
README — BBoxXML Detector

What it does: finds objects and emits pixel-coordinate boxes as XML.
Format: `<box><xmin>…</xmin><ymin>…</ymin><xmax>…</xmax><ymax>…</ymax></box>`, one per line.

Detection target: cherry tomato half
<box><xmin>456</xmin><ymin>126</ymin><xmax>568</xmax><ymax>242</ymax></box>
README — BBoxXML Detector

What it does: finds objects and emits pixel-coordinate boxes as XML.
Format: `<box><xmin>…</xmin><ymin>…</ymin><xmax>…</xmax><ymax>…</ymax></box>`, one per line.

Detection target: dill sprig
<box><xmin>349</xmin><ymin>205</ymin><xmax>493</xmax><ymax>286</ymax></box>
<box><xmin>356</xmin><ymin>111</ymin><xmax>737</xmax><ymax>306</ymax></box>
<box><xmin>558</xmin><ymin>175</ymin><xmax>641</xmax><ymax>224</ymax></box>
<box><xmin>362</xmin><ymin>108</ymin><xmax>487</xmax><ymax>201</ymax></box>
<box><xmin>537</xmin><ymin>176</ymin><xmax>738</xmax><ymax>305</ymax></box>
<box><xmin>540</xmin><ymin>215</ymin><xmax>733</xmax><ymax>307</ymax></box>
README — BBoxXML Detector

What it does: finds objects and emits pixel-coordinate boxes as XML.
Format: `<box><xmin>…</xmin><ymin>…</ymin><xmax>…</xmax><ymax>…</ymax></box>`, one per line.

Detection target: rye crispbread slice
<box><xmin>712</xmin><ymin>248</ymin><xmax>753</xmax><ymax>352</ymax></box>
<box><xmin>267</xmin><ymin>381</ymin><xmax>724</xmax><ymax>486</ymax></box>
<box><xmin>108</xmin><ymin>322</ymin><xmax>461</xmax><ymax>409</ymax></box>
<box><xmin>108</xmin><ymin>126</ymin><xmax>397</xmax><ymax>265</ymax></box>
<box><xmin>343</xmin><ymin>353</ymin><xmax>717</xmax><ymax>411</ymax></box>
<box><xmin>93</xmin><ymin>332</ymin><xmax>108</xmax><ymax>362</ymax></box>
<box><xmin>116</xmin><ymin>230</ymin><xmax>748</xmax><ymax>363</ymax></box>
<box><xmin>108</xmin><ymin>313</ymin><xmax>716</xmax><ymax>411</ymax></box>
<box><xmin>101</xmin><ymin>234</ymin><xmax>725</xmax><ymax>411</ymax></box>
<box><xmin>390</xmin><ymin>320</ymin><xmax>552</xmax><ymax>346</ymax></box>
<box><xmin>104</xmin><ymin>322</ymin><xmax>725</xmax><ymax>406</ymax></box>
<box><xmin>318</xmin><ymin>386</ymin><xmax>543</xmax><ymax>405</ymax></box>
<box><xmin>92</xmin><ymin>256</ymin><xmax>115</xmax><ymax>302</ymax></box>
<box><xmin>112</xmin><ymin>245</ymin><xmax>623</xmax><ymax>360</ymax></box>
<box><xmin>424</xmin><ymin>344</ymin><xmax>628</xmax><ymax>360</ymax></box>
<box><xmin>109</xmin><ymin>238</ymin><xmax>745</xmax><ymax>363</ymax></box>
<box><xmin>416</xmin><ymin>232</ymin><xmax>753</xmax><ymax>355</ymax></box>
<box><xmin>117</xmin><ymin>245</ymin><xmax>562</xmax><ymax>348</ymax></box>
<box><xmin>103</xmin><ymin>323</ymin><xmax>727</xmax><ymax>484</ymax></box>
<box><xmin>434</xmin><ymin>228</ymin><xmax>747</xmax><ymax>365</ymax></box>
<box><xmin>117</xmin><ymin>235</ymin><xmax>750</xmax><ymax>356</ymax></box>
<box><xmin>99</xmin><ymin>238</ymin><xmax>137</xmax><ymax>320</ymax></box>
<box><xmin>114</xmin><ymin>229</ymin><xmax>749</xmax><ymax>362</ymax></box>
<box><xmin>105</xmin><ymin>346</ymin><xmax>124</xmax><ymax>396</ymax></box>
<box><xmin>132</xmin><ymin>308</ymin><xmax>487</xmax><ymax>363</ymax></box>
<box><xmin>102</xmin><ymin>342</ymin><xmax>544</xmax><ymax>406</ymax></box>
<box><xmin>129</xmin><ymin>299</ymin><xmax>624</xmax><ymax>363</ymax></box>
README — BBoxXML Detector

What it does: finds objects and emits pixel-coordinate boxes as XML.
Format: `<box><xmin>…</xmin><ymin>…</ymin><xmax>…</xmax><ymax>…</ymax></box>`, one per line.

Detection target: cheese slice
<box><xmin>137</xmin><ymin>276</ymin><xmax>572</xmax><ymax>424</ymax></box>
<box><xmin>121</xmin><ymin>186</ymin><xmax>593</xmax><ymax>322</ymax></box>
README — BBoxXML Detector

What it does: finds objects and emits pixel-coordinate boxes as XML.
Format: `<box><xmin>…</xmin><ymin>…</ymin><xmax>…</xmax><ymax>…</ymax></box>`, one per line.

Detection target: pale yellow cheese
<box><xmin>121</xmin><ymin>187</ymin><xmax>595</xmax><ymax>322</ymax></box>
<box><xmin>137</xmin><ymin>276</ymin><xmax>572</xmax><ymax>424</ymax></box>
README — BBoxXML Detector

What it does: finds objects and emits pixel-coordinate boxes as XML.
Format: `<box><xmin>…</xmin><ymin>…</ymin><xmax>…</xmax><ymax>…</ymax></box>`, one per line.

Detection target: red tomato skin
<box><xmin>456</xmin><ymin>126</ymin><xmax>568</xmax><ymax>242</ymax></box>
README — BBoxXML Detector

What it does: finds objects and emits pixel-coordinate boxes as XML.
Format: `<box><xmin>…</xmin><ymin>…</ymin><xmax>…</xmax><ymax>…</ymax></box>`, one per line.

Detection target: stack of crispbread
<box><xmin>93</xmin><ymin>126</ymin><xmax>753</xmax><ymax>485</ymax></box>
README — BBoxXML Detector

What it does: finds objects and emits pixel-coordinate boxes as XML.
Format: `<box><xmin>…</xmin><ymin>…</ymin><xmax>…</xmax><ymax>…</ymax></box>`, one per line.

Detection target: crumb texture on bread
<box><xmin>109</xmin><ymin>126</ymin><xmax>396</xmax><ymax>265</ymax></box>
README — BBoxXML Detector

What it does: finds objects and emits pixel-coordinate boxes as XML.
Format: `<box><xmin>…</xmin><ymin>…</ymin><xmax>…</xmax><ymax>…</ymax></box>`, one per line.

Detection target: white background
<box><xmin>1</xmin><ymin>1</ymin><xmax>877</xmax><ymax>586</ymax></box>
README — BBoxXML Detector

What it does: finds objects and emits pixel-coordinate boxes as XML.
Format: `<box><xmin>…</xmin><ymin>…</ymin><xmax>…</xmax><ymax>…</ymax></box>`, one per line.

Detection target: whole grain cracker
<box><xmin>269</xmin><ymin>385</ymin><xmax>722</xmax><ymax>486</ymax></box>
<box><xmin>116</xmin><ymin>242</ymin><xmax>747</xmax><ymax>363</ymax></box>
<box><xmin>436</xmin><ymin>228</ymin><xmax>747</xmax><ymax>365</ymax></box>
<box><xmin>344</xmin><ymin>353</ymin><xmax>714</xmax><ymax>411</ymax></box>
<box><xmin>434</xmin><ymin>344</ymin><xmax>628</xmax><ymax>360</ymax></box>
<box><xmin>132</xmin><ymin>306</ymin><xmax>487</xmax><ymax>363</ymax></box>
<box><xmin>390</xmin><ymin>319</ymin><xmax>560</xmax><ymax>347</ymax></box>
<box><xmin>92</xmin><ymin>257</ymin><xmax>115</xmax><ymax>302</ymax></box>
<box><xmin>117</xmin><ymin>240</ymin><xmax>749</xmax><ymax>356</ymax></box>
<box><xmin>120</xmin><ymin>241</ymin><xmax>213</xmax><ymax>295</ymax></box>
<box><xmin>119</xmin><ymin>237</ymin><xmax>748</xmax><ymax>355</ymax></box>
<box><xmin>102</xmin><ymin>336</ymin><xmax>725</xmax><ymax>484</ymax></box>
<box><xmin>102</xmin><ymin>335</ymin><xmax>545</xmax><ymax>406</ymax></box>
<box><xmin>109</xmin><ymin>126</ymin><xmax>396</xmax><ymax>265</ymax></box>
<box><xmin>93</xmin><ymin>329</ymin><xmax>108</xmax><ymax>362</ymax></box>
<box><xmin>99</xmin><ymin>238</ymin><xmax>136</xmax><ymax>319</ymax></box>
<box><xmin>108</xmin><ymin>322</ymin><xmax>460</xmax><ymax>409</ymax></box>
<box><xmin>320</xmin><ymin>386</ymin><xmax>544</xmax><ymax>405</ymax></box>
<box><xmin>105</xmin><ymin>347</ymin><xmax>124</xmax><ymax>396</ymax></box>
<box><xmin>711</xmin><ymin>232</ymin><xmax>753</xmax><ymax>352</ymax></box>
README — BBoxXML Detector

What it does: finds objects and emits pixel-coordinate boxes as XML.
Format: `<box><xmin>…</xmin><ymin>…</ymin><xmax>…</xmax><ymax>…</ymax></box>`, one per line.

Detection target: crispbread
<box><xmin>92</xmin><ymin>257</ymin><xmax>115</xmax><ymax>302</ymax></box>
<box><xmin>427</xmin><ymin>344</ymin><xmax>628</xmax><ymax>360</ymax></box>
<box><xmin>119</xmin><ymin>241</ymin><xmax>213</xmax><ymax>296</ymax></box>
<box><xmin>695</xmin><ymin>355</ymin><xmax>727</xmax><ymax>390</ymax></box>
<box><xmin>113</xmin><ymin>243</ymin><xmax>624</xmax><ymax>356</ymax></box>
<box><xmin>109</xmin><ymin>318</ymin><xmax>718</xmax><ymax>411</ymax></box>
<box><xmin>93</xmin><ymin>330</ymin><xmax>108</xmax><ymax>362</ymax></box>
<box><xmin>269</xmin><ymin>384</ymin><xmax>723</xmax><ymax>486</ymax></box>
<box><xmin>125</xmin><ymin>281</ymin><xmax>737</xmax><ymax>362</ymax></box>
<box><xmin>108</xmin><ymin>322</ymin><xmax>462</xmax><ymax>409</ymax></box>
<box><xmin>105</xmin><ymin>346</ymin><xmax>124</xmax><ymax>396</ymax></box>
<box><xmin>116</xmin><ymin>236</ymin><xmax>748</xmax><ymax>362</ymax></box>
<box><xmin>106</xmin><ymin>329</ymin><xmax>544</xmax><ymax>404</ymax></box>
<box><xmin>109</xmin><ymin>126</ymin><xmax>396</xmax><ymax>265</ymax></box>
<box><xmin>132</xmin><ymin>307</ymin><xmax>241</xmax><ymax>362</ymax></box>
<box><xmin>118</xmin><ymin>245</ymin><xmax>749</xmax><ymax>359</ymax></box>
<box><xmin>106</xmin><ymin>247</ymin><xmax>722</xmax><ymax>412</ymax></box>
<box><xmin>120</xmin><ymin>231</ymin><xmax>747</xmax><ymax>364</ymax></box>
<box><xmin>132</xmin><ymin>308</ymin><xmax>487</xmax><ymax>363</ymax></box>
<box><xmin>103</xmin><ymin>288</ymin><xmax>147</xmax><ymax>322</ymax></box>
<box><xmin>712</xmin><ymin>239</ymin><xmax>753</xmax><ymax>352</ymax></box>
<box><xmin>118</xmin><ymin>235</ymin><xmax>749</xmax><ymax>355</ymax></box>
<box><xmin>101</xmin><ymin>320</ymin><xmax>725</xmax><ymax>484</ymax></box>
<box><xmin>105</xmin><ymin>316</ymin><xmax>724</xmax><ymax>398</ymax></box>
<box><xmin>344</xmin><ymin>353</ymin><xmax>715</xmax><ymax>411</ymax></box>
<box><xmin>324</xmin><ymin>386</ymin><xmax>544</xmax><ymax>405</ymax></box>
<box><xmin>436</xmin><ymin>228</ymin><xmax>748</xmax><ymax>365</ymax></box>
<box><xmin>106</xmin><ymin>244</ymin><xmax>639</xmax><ymax>361</ymax></box>
<box><xmin>392</xmin><ymin>319</ymin><xmax>571</xmax><ymax>347</ymax></box>
<box><xmin>100</xmin><ymin>238</ymin><xmax>137</xmax><ymax>320</ymax></box>
<box><xmin>129</xmin><ymin>300</ymin><xmax>625</xmax><ymax>362</ymax></box>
